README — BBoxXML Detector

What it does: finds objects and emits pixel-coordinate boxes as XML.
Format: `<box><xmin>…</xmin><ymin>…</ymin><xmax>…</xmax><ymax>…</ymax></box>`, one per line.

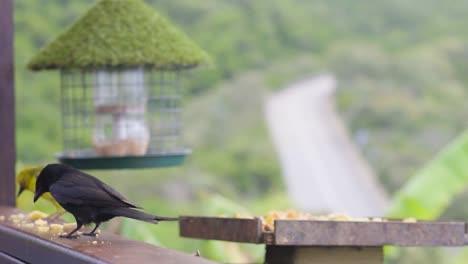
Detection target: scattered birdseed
<box><xmin>34</xmin><ymin>219</ymin><xmax>48</xmax><ymax>226</ymax></box>
<box><xmin>37</xmin><ymin>226</ymin><xmax>50</xmax><ymax>233</ymax></box>
<box><xmin>49</xmin><ymin>224</ymin><xmax>64</xmax><ymax>235</ymax></box>
<box><xmin>63</xmin><ymin>223</ymin><xmax>77</xmax><ymax>232</ymax></box>
<box><xmin>27</xmin><ymin>211</ymin><xmax>49</xmax><ymax>220</ymax></box>
<box><xmin>21</xmin><ymin>223</ymin><xmax>34</xmax><ymax>229</ymax></box>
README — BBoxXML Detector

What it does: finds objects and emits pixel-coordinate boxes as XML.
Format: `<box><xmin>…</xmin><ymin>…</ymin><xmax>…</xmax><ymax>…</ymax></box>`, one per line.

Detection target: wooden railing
<box><xmin>0</xmin><ymin>207</ymin><xmax>217</xmax><ymax>264</ymax></box>
<box><xmin>0</xmin><ymin>0</ymin><xmax>16</xmax><ymax>208</ymax></box>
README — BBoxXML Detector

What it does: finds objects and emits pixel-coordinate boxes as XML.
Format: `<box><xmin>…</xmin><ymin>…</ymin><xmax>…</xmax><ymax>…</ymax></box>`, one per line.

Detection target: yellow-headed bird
<box><xmin>17</xmin><ymin>165</ymin><xmax>65</xmax><ymax>218</ymax></box>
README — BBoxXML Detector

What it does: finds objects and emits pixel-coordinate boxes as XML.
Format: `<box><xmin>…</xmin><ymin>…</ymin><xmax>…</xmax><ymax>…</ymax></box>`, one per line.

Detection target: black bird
<box><xmin>34</xmin><ymin>163</ymin><xmax>178</xmax><ymax>238</ymax></box>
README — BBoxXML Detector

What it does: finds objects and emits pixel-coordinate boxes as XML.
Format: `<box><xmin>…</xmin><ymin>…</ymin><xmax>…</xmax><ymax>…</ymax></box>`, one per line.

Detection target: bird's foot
<box><xmin>82</xmin><ymin>232</ymin><xmax>97</xmax><ymax>237</ymax></box>
<box><xmin>59</xmin><ymin>233</ymin><xmax>80</xmax><ymax>239</ymax></box>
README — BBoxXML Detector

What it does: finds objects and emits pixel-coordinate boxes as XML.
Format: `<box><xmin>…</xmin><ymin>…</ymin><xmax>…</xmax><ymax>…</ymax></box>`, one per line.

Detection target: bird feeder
<box><xmin>27</xmin><ymin>0</ymin><xmax>210</xmax><ymax>169</ymax></box>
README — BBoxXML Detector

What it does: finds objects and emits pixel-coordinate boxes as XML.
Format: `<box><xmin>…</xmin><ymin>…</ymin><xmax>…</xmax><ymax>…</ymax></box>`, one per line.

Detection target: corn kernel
<box><xmin>49</xmin><ymin>224</ymin><xmax>64</xmax><ymax>235</ymax></box>
<box><xmin>37</xmin><ymin>226</ymin><xmax>50</xmax><ymax>233</ymax></box>
<box><xmin>63</xmin><ymin>223</ymin><xmax>77</xmax><ymax>232</ymax></box>
<box><xmin>27</xmin><ymin>210</ymin><xmax>49</xmax><ymax>220</ymax></box>
<box><xmin>34</xmin><ymin>219</ymin><xmax>48</xmax><ymax>226</ymax></box>
<box><xmin>21</xmin><ymin>223</ymin><xmax>34</xmax><ymax>229</ymax></box>
<box><xmin>403</xmin><ymin>217</ymin><xmax>417</xmax><ymax>223</ymax></box>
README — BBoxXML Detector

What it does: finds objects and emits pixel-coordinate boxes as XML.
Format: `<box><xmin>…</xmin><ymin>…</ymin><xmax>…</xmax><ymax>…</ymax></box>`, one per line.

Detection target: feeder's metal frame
<box><xmin>57</xmin><ymin>66</ymin><xmax>190</xmax><ymax>169</ymax></box>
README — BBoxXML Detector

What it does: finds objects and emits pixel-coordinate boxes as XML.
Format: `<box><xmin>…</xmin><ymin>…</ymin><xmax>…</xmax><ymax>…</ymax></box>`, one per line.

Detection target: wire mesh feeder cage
<box><xmin>58</xmin><ymin>67</ymin><xmax>191</xmax><ymax>169</ymax></box>
<box><xmin>27</xmin><ymin>0</ymin><xmax>210</xmax><ymax>169</ymax></box>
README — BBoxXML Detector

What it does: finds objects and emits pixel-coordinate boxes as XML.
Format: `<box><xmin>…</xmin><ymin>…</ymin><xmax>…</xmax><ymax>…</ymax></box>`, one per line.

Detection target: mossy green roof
<box><xmin>28</xmin><ymin>0</ymin><xmax>210</xmax><ymax>70</ymax></box>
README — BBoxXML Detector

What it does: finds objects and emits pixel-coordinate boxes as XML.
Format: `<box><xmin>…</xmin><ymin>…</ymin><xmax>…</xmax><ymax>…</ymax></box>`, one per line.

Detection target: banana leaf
<box><xmin>385</xmin><ymin>130</ymin><xmax>468</xmax><ymax>262</ymax></box>
<box><xmin>388</xmin><ymin>130</ymin><xmax>468</xmax><ymax>219</ymax></box>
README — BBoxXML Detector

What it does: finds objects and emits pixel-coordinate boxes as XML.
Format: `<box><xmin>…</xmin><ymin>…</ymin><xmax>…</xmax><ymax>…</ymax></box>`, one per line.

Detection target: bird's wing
<box><xmin>49</xmin><ymin>172</ymin><xmax>138</xmax><ymax>208</ymax></box>
<box><xmin>97</xmin><ymin>181</ymin><xmax>140</xmax><ymax>208</ymax></box>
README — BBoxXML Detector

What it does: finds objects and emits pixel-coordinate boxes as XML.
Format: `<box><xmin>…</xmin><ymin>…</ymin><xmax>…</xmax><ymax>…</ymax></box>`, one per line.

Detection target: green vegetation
<box><xmin>331</xmin><ymin>41</ymin><xmax>468</xmax><ymax>195</ymax></box>
<box><xmin>384</xmin><ymin>131</ymin><xmax>468</xmax><ymax>264</ymax></box>
<box><xmin>388</xmin><ymin>131</ymin><xmax>468</xmax><ymax>220</ymax></box>
<box><xmin>14</xmin><ymin>0</ymin><xmax>468</xmax><ymax>263</ymax></box>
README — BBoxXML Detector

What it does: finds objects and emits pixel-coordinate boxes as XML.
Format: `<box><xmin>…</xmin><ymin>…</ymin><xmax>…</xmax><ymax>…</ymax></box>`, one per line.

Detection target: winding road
<box><xmin>265</xmin><ymin>75</ymin><xmax>389</xmax><ymax>216</ymax></box>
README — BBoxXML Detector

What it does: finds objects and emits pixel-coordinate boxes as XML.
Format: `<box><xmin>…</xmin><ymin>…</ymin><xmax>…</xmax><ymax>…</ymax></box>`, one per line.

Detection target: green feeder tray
<box><xmin>57</xmin><ymin>149</ymin><xmax>191</xmax><ymax>170</ymax></box>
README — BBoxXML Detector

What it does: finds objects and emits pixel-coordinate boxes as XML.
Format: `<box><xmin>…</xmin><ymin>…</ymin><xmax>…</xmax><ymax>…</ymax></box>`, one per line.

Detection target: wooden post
<box><xmin>0</xmin><ymin>0</ymin><xmax>16</xmax><ymax>206</ymax></box>
<box><xmin>265</xmin><ymin>246</ymin><xmax>383</xmax><ymax>264</ymax></box>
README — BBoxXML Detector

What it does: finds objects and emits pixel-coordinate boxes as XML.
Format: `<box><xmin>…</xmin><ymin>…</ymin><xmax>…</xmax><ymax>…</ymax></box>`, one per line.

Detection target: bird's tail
<box><xmin>103</xmin><ymin>207</ymin><xmax>178</xmax><ymax>224</ymax></box>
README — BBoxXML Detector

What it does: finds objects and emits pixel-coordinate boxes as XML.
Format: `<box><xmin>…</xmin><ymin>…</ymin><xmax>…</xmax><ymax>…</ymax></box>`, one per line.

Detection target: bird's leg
<box><xmin>83</xmin><ymin>222</ymin><xmax>101</xmax><ymax>236</ymax></box>
<box><xmin>46</xmin><ymin>210</ymin><xmax>66</xmax><ymax>221</ymax></box>
<box><xmin>60</xmin><ymin>221</ymin><xmax>83</xmax><ymax>239</ymax></box>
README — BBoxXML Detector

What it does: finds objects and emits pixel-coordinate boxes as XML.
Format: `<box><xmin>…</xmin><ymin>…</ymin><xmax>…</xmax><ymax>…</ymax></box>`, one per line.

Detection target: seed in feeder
<box><xmin>34</xmin><ymin>219</ymin><xmax>48</xmax><ymax>226</ymax></box>
<box><xmin>0</xmin><ymin>215</ymin><xmax>5</xmax><ymax>221</ymax></box>
<box><xmin>92</xmin><ymin>241</ymin><xmax>98</xmax><ymax>245</ymax></box>
<box><xmin>27</xmin><ymin>210</ymin><xmax>49</xmax><ymax>220</ymax></box>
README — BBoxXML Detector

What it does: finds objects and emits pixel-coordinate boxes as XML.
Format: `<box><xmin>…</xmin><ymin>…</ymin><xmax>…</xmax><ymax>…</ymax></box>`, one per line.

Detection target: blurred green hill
<box><xmin>15</xmin><ymin>0</ymin><xmax>468</xmax><ymax>176</ymax></box>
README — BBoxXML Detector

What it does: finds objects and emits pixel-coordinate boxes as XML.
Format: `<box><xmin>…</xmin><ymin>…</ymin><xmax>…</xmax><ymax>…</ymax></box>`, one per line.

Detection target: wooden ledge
<box><xmin>180</xmin><ymin>216</ymin><xmax>467</xmax><ymax>247</ymax></box>
<box><xmin>0</xmin><ymin>206</ymin><xmax>217</xmax><ymax>264</ymax></box>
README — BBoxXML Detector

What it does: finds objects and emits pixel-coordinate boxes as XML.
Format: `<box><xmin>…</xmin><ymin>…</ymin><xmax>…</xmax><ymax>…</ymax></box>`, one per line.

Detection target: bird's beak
<box><xmin>33</xmin><ymin>190</ymin><xmax>43</xmax><ymax>203</ymax></box>
<box><xmin>17</xmin><ymin>185</ymin><xmax>25</xmax><ymax>197</ymax></box>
